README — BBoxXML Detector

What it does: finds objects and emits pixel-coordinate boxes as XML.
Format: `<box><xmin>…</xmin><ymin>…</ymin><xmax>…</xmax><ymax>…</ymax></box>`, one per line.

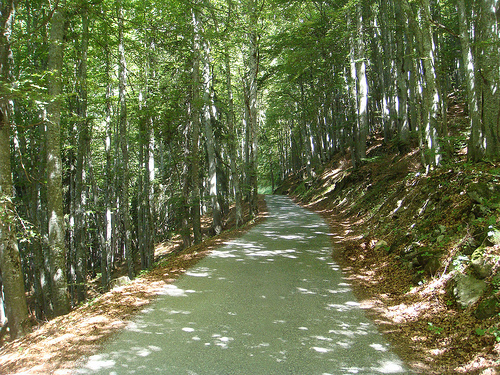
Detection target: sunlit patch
<box><xmin>159</xmin><ymin>285</ymin><xmax>188</xmax><ymax>297</ymax></box>
<box><xmin>182</xmin><ymin>327</ymin><xmax>195</xmax><ymax>332</ymax></box>
<box><xmin>341</xmin><ymin>366</ymin><xmax>363</xmax><ymax>374</ymax></box>
<box><xmin>370</xmin><ymin>343</ymin><xmax>388</xmax><ymax>352</ymax></box>
<box><xmin>336</xmin><ymin>341</ymin><xmax>351</xmax><ymax>348</ymax></box>
<box><xmin>370</xmin><ymin>359</ymin><xmax>406</xmax><ymax>373</ymax></box>
<box><xmin>298</xmin><ymin>326</ymin><xmax>309</xmax><ymax>330</ymax></box>
<box><xmin>134</xmin><ymin>347</ymin><xmax>151</xmax><ymax>357</ymax></box>
<box><xmin>311</xmin><ymin>346</ymin><xmax>332</xmax><ymax>353</ymax></box>
<box><xmin>313</xmin><ymin>335</ymin><xmax>333</xmax><ymax>342</ymax></box>
<box><xmin>297</xmin><ymin>287</ymin><xmax>316</xmax><ymax>295</ymax></box>
<box><xmin>84</xmin><ymin>354</ymin><xmax>115</xmax><ymax>370</ymax></box>
<box><xmin>185</xmin><ymin>267</ymin><xmax>211</xmax><ymax>277</ymax></box>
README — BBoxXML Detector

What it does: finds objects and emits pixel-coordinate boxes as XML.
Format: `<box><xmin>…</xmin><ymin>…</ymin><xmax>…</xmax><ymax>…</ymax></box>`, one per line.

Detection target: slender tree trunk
<box><xmin>102</xmin><ymin>31</ymin><xmax>113</xmax><ymax>291</ymax></box>
<box><xmin>225</xmin><ymin>48</ymin><xmax>242</xmax><ymax>227</ymax></box>
<box><xmin>402</xmin><ymin>0</ymin><xmax>441</xmax><ymax>168</ymax></box>
<box><xmin>117</xmin><ymin>1</ymin><xmax>133</xmax><ymax>279</ymax></box>
<box><xmin>478</xmin><ymin>0</ymin><xmax>500</xmax><ymax>159</ymax></box>
<box><xmin>394</xmin><ymin>0</ymin><xmax>410</xmax><ymax>150</ymax></box>
<box><xmin>46</xmin><ymin>6</ymin><xmax>70</xmax><ymax>317</ymax></box>
<box><xmin>247</xmin><ymin>21</ymin><xmax>259</xmax><ymax>216</ymax></box>
<box><xmin>202</xmin><ymin>45</ymin><xmax>222</xmax><ymax>235</ymax></box>
<box><xmin>458</xmin><ymin>0</ymin><xmax>484</xmax><ymax>161</ymax></box>
<box><xmin>74</xmin><ymin>6</ymin><xmax>90</xmax><ymax>303</ymax></box>
<box><xmin>191</xmin><ymin>8</ymin><xmax>202</xmax><ymax>244</ymax></box>
<box><xmin>348</xmin><ymin>3</ymin><xmax>368</xmax><ymax>168</ymax></box>
<box><xmin>0</xmin><ymin>0</ymin><xmax>30</xmax><ymax>338</ymax></box>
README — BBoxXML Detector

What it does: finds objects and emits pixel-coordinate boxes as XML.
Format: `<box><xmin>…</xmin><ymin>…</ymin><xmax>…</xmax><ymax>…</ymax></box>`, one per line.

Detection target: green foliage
<box><xmin>427</xmin><ymin>322</ymin><xmax>444</xmax><ymax>335</ymax></box>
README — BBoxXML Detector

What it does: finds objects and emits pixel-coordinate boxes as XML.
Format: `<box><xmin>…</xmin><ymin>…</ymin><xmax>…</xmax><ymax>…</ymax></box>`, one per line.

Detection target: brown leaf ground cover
<box><xmin>285</xmin><ymin>139</ymin><xmax>500</xmax><ymax>374</ymax></box>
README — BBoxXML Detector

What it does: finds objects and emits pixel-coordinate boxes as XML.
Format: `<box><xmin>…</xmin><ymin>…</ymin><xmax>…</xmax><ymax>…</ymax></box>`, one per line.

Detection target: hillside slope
<box><xmin>277</xmin><ymin>139</ymin><xmax>500</xmax><ymax>374</ymax></box>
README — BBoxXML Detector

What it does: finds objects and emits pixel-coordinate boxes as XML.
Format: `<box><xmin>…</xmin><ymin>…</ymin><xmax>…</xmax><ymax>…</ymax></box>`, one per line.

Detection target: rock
<box><xmin>111</xmin><ymin>275</ymin><xmax>131</xmax><ymax>289</ymax></box>
<box><xmin>374</xmin><ymin>240</ymin><xmax>389</xmax><ymax>251</ymax></box>
<box><xmin>467</xmin><ymin>182</ymin><xmax>500</xmax><ymax>209</ymax></box>
<box><xmin>451</xmin><ymin>274</ymin><xmax>487</xmax><ymax>309</ymax></box>
<box><xmin>474</xmin><ymin>297</ymin><xmax>500</xmax><ymax>320</ymax></box>
<box><xmin>486</xmin><ymin>227</ymin><xmax>500</xmax><ymax>247</ymax></box>
<box><xmin>470</xmin><ymin>257</ymin><xmax>493</xmax><ymax>279</ymax></box>
<box><xmin>424</xmin><ymin>257</ymin><xmax>441</xmax><ymax>276</ymax></box>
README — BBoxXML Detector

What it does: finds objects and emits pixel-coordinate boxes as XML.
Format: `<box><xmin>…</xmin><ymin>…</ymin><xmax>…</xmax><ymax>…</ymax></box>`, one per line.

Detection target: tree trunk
<box><xmin>402</xmin><ymin>0</ymin><xmax>441</xmax><ymax>168</ymax></box>
<box><xmin>225</xmin><ymin>48</ymin><xmax>243</xmax><ymax>227</ymax></box>
<box><xmin>477</xmin><ymin>0</ymin><xmax>500</xmax><ymax>159</ymax></box>
<box><xmin>0</xmin><ymin>0</ymin><xmax>30</xmax><ymax>338</ymax></box>
<box><xmin>394</xmin><ymin>0</ymin><xmax>410</xmax><ymax>150</ymax></box>
<box><xmin>117</xmin><ymin>1</ymin><xmax>134</xmax><ymax>279</ymax></box>
<box><xmin>191</xmin><ymin>8</ymin><xmax>202</xmax><ymax>244</ymax></box>
<box><xmin>247</xmin><ymin>23</ymin><xmax>259</xmax><ymax>217</ymax></box>
<box><xmin>102</xmin><ymin>28</ymin><xmax>113</xmax><ymax>291</ymax></box>
<box><xmin>74</xmin><ymin>6</ymin><xmax>90</xmax><ymax>303</ymax></box>
<box><xmin>202</xmin><ymin>46</ymin><xmax>222</xmax><ymax>235</ymax></box>
<box><xmin>458</xmin><ymin>0</ymin><xmax>484</xmax><ymax>161</ymax></box>
<box><xmin>348</xmin><ymin>3</ymin><xmax>368</xmax><ymax>168</ymax></box>
<box><xmin>46</xmin><ymin>6</ymin><xmax>70</xmax><ymax>317</ymax></box>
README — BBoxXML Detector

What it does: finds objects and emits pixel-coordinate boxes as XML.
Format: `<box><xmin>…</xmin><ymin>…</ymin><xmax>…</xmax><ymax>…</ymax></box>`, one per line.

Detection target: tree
<box><xmin>457</xmin><ymin>0</ymin><xmax>483</xmax><ymax>161</ymax></box>
<box><xmin>477</xmin><ymin>0</ymin><xmax>500</xmax><ymax>160</ymax></box>
<box><xmin>46</xmin><ymin>4</ymin><xmax>70</xmax><ymax>317</ymax></box>
<box><xmin>117</xmin><ymin>0</ymin><xmax>134</xmax><ymax>279</ymax></box>
<box><xmin>0</xmin><ymin>0</ymin><xmax>30</xmax><ymax>339</ymax></box>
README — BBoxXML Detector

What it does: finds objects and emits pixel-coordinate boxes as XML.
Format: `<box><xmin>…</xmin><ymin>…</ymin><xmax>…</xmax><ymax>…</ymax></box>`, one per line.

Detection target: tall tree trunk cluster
<box><xmin>0</xmin><ymin>0</ymin><xmax>259</xmax><ymax>335</ymax></box>
<box><xmin>266</xmin><ymin>0</ymin><xmax>500</xmax><ymax>187</ymax></box>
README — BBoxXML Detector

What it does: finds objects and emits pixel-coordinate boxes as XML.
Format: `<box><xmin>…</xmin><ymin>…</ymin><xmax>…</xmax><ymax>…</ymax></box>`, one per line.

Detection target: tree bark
<box><xmin>117</xmin><ymin>1</ymin><xmax>134</xmax><ymax>279</ymax></box>
<box><xmin>74</xmin><ymin>5</ymin><xmax>90</xmax><ymax>303</ymax></box>
<box><xmin>191</xmin><ymin>8</ymin><xmax>202</xmax><ymax>244</ymax></box>
<box><xmin>225</xmin><ymin>48</ymin><xmax>242</xmax><ymax>227</ymax></box>
<box><xmin>458</xmin><ymin>0</ymin><xmax>484</xmax><ymax>161</ymax></box>
<box><xmin>477</xmin><ymin>0</ymin><xmax>500</xmax><ymax>159</ymax></box>
<box><xmin>202</xmin><ymin>46</ymin><xmax>222</xmax><ymax>235</ymax></box>
<box><xmin>247</xmin><ymin>16</ymin><xmax>259</xmax><ymax>217</ymax></box>
<box><xmin>46</xmin><ymin>6</ymin><xmax>70</xmax><ymax>317</ymax></box>
<box><xmin>402</xmin><ymin>0</ymin><xmax>441</xmax><ymax>168</ymax></box>
<box><xmin>0</xmin><ymin>0</ymin><xmax>30</xmax><ymax>338</ymax></box>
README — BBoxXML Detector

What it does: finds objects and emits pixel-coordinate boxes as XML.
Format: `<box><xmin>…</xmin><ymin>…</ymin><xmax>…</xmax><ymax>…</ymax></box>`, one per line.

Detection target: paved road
<box><xmin>75</xmin><ymin>195</ymin><xmax>408</xmax><ymax>374</ymax></box>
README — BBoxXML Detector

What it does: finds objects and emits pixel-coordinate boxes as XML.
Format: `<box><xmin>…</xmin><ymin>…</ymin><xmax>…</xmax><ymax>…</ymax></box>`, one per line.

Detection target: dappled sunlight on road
<box><xmin>75</xmin><ymin>196</ymin><xmax>408</xmax><ymax>374</ymax></box>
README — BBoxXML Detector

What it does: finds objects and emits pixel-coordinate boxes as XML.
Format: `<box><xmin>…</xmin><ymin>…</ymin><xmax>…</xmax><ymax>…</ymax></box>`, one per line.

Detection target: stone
<box><xmin>111</xmin><ymin>275</ymin><xmax>131</xmax><ymax>289</ymax></box>
<box><xmin>451</xmin><ymin>274</ymin><xmax>487</xmax><ymax>309</ymax></box>
<box><xmin>486</xmin><ymin>227</ymin><xmax>500</xmax><ymax>247</ymax></box>
<box><xmin>374</xmin><ymin>240</ymin><xmax>389</xmax><ymax>251</ymax></box>
<box><xmin>470</xmin><ymin>257</ymin><xmax>493</xmax><ymax>279</ymax></box>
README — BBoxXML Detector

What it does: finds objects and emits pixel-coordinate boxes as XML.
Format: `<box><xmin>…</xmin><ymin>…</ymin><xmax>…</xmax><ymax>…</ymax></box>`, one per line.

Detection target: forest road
<box><xmin>74</xmin><ymin>195</ymin><xmax>410</xmax><ymax>375</ymax></box>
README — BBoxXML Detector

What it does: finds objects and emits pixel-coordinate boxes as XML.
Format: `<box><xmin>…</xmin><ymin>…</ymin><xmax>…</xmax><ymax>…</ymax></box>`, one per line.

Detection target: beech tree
<box><xmin>46</xmin><ymin>4</ymin><xmax>70</xmax><ymax>317</ymax></box>
<box><xmin>0</xmin><ymin>0</ymin><xmax>30</xmax><ymax>339</ymax></box>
